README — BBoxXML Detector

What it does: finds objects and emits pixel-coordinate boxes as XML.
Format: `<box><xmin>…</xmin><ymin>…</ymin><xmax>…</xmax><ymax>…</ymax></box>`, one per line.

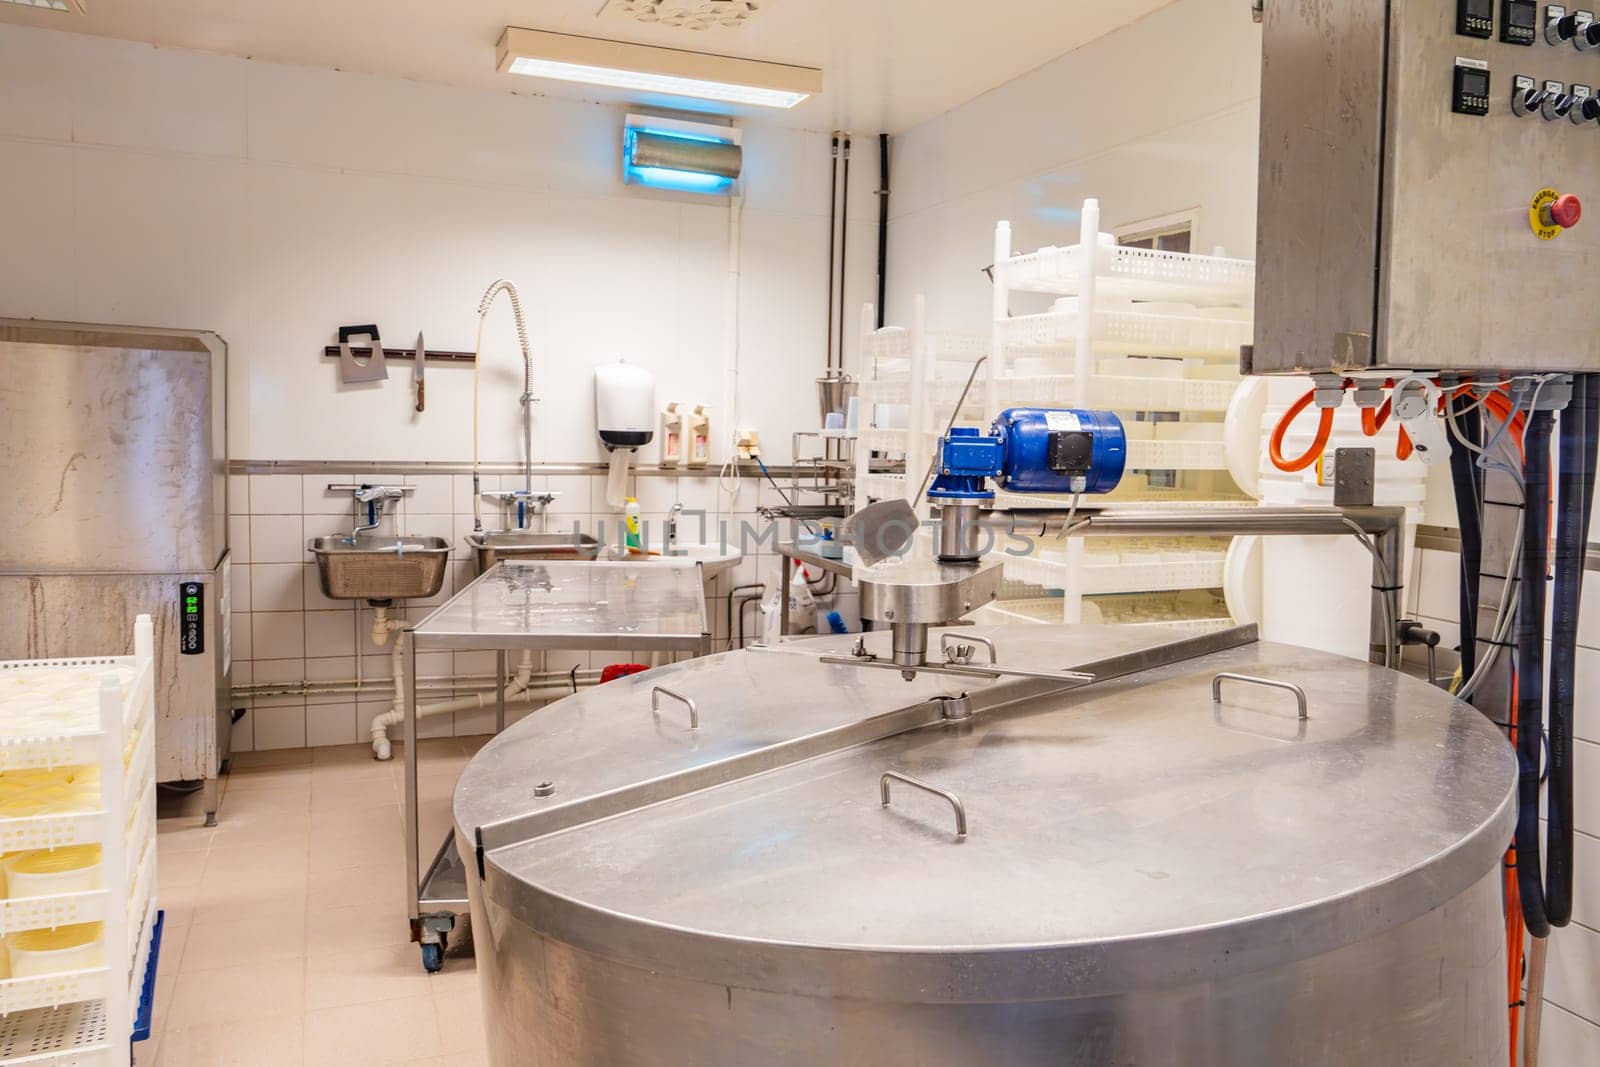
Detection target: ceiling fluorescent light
<box><xmin>0</xmin><ymin>0</ymin><xmax>87</xmax><ymax>11</ymax></box>
<box><xmin>497</xmin><ymin>28</ymin><xmax>820</xmax><ymax>109</ymax></box>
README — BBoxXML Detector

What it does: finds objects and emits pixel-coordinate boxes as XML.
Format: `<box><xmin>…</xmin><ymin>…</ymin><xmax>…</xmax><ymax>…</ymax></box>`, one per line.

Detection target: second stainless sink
<box><xmin>466</xmin><ymin>530</ymin><xmax>602</xmax><ymax>574</ymax></box>
<box><xmin>309</xmin><ymin>536</ymin><xmax>451</xmax><ymax>602</ymax></box>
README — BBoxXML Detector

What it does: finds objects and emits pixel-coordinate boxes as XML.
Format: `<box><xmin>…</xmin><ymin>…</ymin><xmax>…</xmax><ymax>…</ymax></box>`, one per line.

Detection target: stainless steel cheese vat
<box><xmin>452</xmin><ymin>624</ymin><xmax>1517</xmax><ymax>1066</ymax></box>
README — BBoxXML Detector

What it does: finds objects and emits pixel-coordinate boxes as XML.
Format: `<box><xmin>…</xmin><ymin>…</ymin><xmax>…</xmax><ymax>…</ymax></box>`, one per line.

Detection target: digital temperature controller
<box><xmin>180</xmin><ymin>581</ymin><xmax>204</xmax><ymax>655</ymax></box>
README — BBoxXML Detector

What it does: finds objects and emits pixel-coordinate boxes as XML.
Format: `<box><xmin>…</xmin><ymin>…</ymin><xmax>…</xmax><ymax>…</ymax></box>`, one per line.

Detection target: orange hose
<box><xmin>1359</xmin><ymin>395</ymin><xmax>1416</xmax><ymax>460</ymax></box>
<box><xmin>1269</xmin><ymin>388</ymin><xmax>1336</xmax><ymax>472</ymax></box>
<box><xmin>1396</xmin><ymin>427</ymin><xmax>1415</xmax><ymax>461</ymax></box>
<box><xmin>1506</xmin><ymin>674</ymin><xmax>1525</xmax><ymax>1067</ymax></box>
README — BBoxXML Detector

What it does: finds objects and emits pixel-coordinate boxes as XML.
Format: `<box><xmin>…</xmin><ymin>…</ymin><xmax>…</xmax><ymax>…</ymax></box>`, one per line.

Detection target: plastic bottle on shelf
<box><xmin>660</xmin><ymin>403</ymin><xmax>684</xmax><ymax>468</ymax></box>
<box><xmin>624</xmin><ymin>499</ymin><xmax>643</xmax><ymax>553</ymax></box>
<box><xmin>686</xmin><ymin>406</ymin><xmax>711</xmax><ymax>468</ymax></box>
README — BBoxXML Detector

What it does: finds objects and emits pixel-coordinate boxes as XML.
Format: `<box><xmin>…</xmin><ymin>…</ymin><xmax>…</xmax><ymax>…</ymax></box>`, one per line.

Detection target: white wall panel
<box><xmin>0</xmin><ymin>141</ymin><xmax>75</xmax><ymax>320</ymax></box>
<box><xmin>0</xmin><ymin>22</ymin><xmax>866</xmax><ymax>467</ymax></box>
<box><xmin>70</xmin><ymin>35</ymin><xmax>248</xmax><ymax>158</ymax></box>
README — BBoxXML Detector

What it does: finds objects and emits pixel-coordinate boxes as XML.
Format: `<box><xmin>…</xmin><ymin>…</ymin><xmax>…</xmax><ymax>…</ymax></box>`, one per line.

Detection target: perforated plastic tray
<box><xmin>1000</xmin><ymin>243</ymin><xmax>1256</xmax><ymax>305</ymax></box>
<box><xmin>0</xmin><ymin>660</ymin><xmax>149</xmax><ymax>774</ymax></box>
<box><xmin>1002</xmin><ymin>550</ymin><xmax>1227</xmax><ymax>596</ymax></box>
<box><xmin>998</xmin><ymin>307</ymin><xmax>1253</xmax><ymax>359</ymax></box>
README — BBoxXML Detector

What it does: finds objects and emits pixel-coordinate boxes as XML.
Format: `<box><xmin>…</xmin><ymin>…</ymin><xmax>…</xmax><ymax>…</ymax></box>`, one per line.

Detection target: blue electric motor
<box><xmin>993</xmin><ymin>407</ymin><xmax>1126</xmax><ymax>495</ymax></box>
<box><xmin>927</xmin><ymin>407</ymin><xmax>1127</xmax><ymax>501</ymax></box>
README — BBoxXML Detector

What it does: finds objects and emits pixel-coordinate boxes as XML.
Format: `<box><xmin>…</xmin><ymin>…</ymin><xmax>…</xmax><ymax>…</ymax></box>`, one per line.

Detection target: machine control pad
<box><xmin>180</xmin><ymin>581</ymin><xmax>204</xmax><ymax>655</ymax></box>
<box><xmin>1454</xmin><ymin>58</ymin><xmax>1493</xmax><ymax>114</ymax></box>
<box><xmin>1504</xmin><ymin>0</ymin><xmax>1539</xmax><ymax>42</ymax></box>
<box><xmin>1461</xmin><ymin>0</ymin><xmax>1496</xmax><ymax>37</ymax></box>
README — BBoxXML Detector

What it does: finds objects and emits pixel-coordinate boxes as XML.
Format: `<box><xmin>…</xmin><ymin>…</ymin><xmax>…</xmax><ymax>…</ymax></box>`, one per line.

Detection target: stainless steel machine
<box><xmin>1250</xmin><ymin>4</ymin><xmax>1600</xmax><ymax>1058</ymax></box>
<box><xmin>1253</xmin><ymin>0</ymin><xmax>1600</xmax><ymax>374</ymax></box>
<box><xmin>0</xmin><ymin>320</ymin><xmax>232</xmax><ymax>823</ymax></box>
<box><xmin>455</xmin><ymin>623</ymin><xmax>1517</xmax><ymax>1065</ymax></box>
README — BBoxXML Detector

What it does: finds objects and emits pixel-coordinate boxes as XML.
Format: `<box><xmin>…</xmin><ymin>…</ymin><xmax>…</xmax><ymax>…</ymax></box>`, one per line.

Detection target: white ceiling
<box><xmin>0</xmin><ymin>0</ymin><xmax>1177</xmax><ymax>133</ymax></box>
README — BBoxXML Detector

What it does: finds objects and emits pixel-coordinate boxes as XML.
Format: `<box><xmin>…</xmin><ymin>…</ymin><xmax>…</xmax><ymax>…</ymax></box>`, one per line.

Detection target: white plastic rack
<box><xmin>985</xmin><ymin>202</ymin><xmax>1254</xmax><ymax>620</ymax></box>
<box><xmin>851</xmin><ymin>202</ymin><xmax>1255</xmax><ymax>627</ymax></box>
<box><xmin>0</xmin><ymin>616</ymin><xmax>160</xmax><ymax>1066</ymax></box>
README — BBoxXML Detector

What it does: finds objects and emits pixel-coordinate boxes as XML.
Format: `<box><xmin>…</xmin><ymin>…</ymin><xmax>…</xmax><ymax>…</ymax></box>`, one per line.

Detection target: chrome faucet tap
<box><xmin>481</xmin><ymin>490</ymin><xmax>559</xmax><ymax>532</ymax></box>
<box><xmin>665</xmin><ymin>502</ymin><xmax>686</xmax><ymax>555</ymax></box>
<box><xmin>349</xmin><ymin>485</ymin><xmax>405</xmax><ymax>539</ymax></box>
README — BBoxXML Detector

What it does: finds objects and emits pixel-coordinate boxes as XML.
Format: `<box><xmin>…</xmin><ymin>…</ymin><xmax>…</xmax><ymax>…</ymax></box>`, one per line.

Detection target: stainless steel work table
<box><xmin>402</xmin><ymin>559</ymin><xmax>710</xmax><ymax>971</ymax></box>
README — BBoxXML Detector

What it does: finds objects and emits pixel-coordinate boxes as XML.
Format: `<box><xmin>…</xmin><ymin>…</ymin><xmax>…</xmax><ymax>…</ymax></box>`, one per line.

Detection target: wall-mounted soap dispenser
<box><xmin>595</xmin><ymin>361</ymin><xmax>655</xmax><ymax>510</ymax></box>
<box><xmin>660</xmin><ymin>403</ymin><xmax>684</xmax><ymax>467</ymax></box>
<box><xmin>686</xmin><ymin>405</ymin><xmax>711</xmax><ymax>468</ymax></box>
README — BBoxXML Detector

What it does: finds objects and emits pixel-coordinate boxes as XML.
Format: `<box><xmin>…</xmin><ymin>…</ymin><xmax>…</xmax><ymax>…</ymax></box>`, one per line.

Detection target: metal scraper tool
<box><xmin>844</xmin><ymin>498</ymin><xmax>921</xmax><ymax>566</ymax></box>
<box><xmin>337</xmin><ymin>325</ymin><xmax>388</xmax><ymax>384</ymax></box>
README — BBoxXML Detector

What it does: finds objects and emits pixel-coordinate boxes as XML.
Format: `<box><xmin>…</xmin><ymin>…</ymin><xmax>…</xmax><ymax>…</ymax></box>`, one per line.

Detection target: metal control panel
<box><xmin>1255</xmin><ymin>0</ymin><xmax>1600</xmax><ymax>374</ymax></box>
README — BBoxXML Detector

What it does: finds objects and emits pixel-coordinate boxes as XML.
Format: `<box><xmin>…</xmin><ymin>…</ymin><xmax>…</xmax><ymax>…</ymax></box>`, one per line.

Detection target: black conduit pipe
<box><xmin>837</xmin><ymin>134</ymin><xmax>852</xmax><ymax>370</ymax></box>
<box><xmin>876</xmin><ymin>133</ymin><xmax>890</xmax><ymax>329</ymax></box>
<box><xmin>825</xmin><ymin>135</ymin><xmax>839</xmax><ymax>372</ymax></box>
<box><xmin>1547</xmin><ymin>375</ymin><xmax>1597</xmax><ymax>926</ymax></box>
<box><xmin>1515</xmin><ymin>408</ymin><xmax>1554</xmax><ymax>937</ymax></box>
<box><xmin>1449</xmin><ymin>395</ymin><xmax>1483</xmax><ymax>681</ymax></box>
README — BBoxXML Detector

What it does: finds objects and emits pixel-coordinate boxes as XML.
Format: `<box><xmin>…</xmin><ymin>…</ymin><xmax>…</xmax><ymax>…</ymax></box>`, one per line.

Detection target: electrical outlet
<box><xmin>735</xmin><ymin>429</ymin><xmax>762</xmax><ymax>459</ymax></box>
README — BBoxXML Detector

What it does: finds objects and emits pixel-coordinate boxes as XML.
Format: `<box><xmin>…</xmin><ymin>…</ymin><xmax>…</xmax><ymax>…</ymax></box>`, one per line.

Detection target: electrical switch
<box><xmin>1512</xmin><ymin>74</ymin><xmax>1547</xmax><ymax>115</ymax></box>
<box><xmin>1572</xmin><ymin>85</ymin><xmax>1599</xmax><ymax>122</ymax></box>
<box><xmin>1548</xmin><ymin>7</ymin><xmax>1583</xmax><ymax>43</ymax></box>
<box><xmin>1579</xmin><ymin>17</ymin><xmax>1600</xmax><ymax>46</ymax></box>
<box><xmin>1543</xmin><ymin>85</ymin><xmax>1577</xmax><ymax>119</ymax></box>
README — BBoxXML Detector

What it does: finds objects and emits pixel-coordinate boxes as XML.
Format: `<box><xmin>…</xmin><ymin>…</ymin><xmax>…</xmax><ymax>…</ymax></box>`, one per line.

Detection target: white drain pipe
<box><xmin>367</xmin><ymin>606</ymin><xmax>543</xmax><ymax>760</ymax></box>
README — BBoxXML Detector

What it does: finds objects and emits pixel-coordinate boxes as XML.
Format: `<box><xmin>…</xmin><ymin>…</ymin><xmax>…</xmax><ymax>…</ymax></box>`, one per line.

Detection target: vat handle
<box><xmin>1211</xmin><ymin>672</ymin><xmax>1308</xmax><ymax>719</ymax></box>
<box><xmin>651</xmin><ymin>686</ymin><xmax>699</xmax><ymax>730</ymax></box>
<box><xmin>941</xmin><ymin>632</ymin><xmax>997</xmax><ymax>666</ymax></box>
<box><xmin>880</xmin><ymin>771</ymin><xmax>968</xmax><ymax>839</ymax></box>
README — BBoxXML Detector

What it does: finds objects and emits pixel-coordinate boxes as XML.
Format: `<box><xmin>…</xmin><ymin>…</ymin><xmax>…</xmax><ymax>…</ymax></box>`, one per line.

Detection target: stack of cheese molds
<box><xmin>0</xmin><ymin>615</ymin><xmax>159</xmax><ymax>1064</ymax></box>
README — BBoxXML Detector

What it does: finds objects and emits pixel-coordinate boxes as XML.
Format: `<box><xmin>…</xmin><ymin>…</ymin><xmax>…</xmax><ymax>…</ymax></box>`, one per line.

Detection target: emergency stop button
<box><xmin>1531</xmin><ymin>188</ymin><xmax>1581</xmax><ymax>239</ymax></box>
<box><xmin>1545</xmin><ymin>194</ymin><xmax>1583</xmax><ymax>229</ymax></box>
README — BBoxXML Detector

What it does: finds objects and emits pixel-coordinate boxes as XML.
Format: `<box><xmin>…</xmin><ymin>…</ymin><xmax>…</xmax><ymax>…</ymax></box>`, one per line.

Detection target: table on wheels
<box><xmin>401</xmin><ymin>559</ymin><xmax>709</xmax><ymax>972</ymax></box>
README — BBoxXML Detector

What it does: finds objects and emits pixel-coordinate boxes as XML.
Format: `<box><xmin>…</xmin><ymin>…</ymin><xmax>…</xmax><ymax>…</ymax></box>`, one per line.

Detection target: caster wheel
<box><xmin>421</xmin><ymin>941</ymin><xmax>444</xmax><ymax>973</ymax></box>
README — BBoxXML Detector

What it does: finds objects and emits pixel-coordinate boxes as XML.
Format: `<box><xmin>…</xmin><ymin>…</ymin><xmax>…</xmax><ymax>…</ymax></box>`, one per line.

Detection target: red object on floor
<box><xmin>599</xmin><ymin>663</ymin><xmax>650</xmax><ymax>684</ymax></box>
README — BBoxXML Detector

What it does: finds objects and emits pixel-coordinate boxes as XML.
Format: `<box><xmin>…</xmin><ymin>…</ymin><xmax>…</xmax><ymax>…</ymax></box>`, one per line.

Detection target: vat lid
<box><xmin>454</xmin><ymin>625</ymin><xmax>1516</xmax><ymax>1001</ymax></box>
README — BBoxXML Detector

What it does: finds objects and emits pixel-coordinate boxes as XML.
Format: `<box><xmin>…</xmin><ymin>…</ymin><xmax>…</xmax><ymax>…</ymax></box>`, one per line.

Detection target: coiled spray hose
<box><xmin>472</xmin><ymin>279</ymin><xmax>535</xmax><ymax>531</ymax></box>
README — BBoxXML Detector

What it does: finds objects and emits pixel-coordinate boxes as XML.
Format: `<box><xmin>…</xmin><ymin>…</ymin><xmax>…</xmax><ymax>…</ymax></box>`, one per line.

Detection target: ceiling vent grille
<box><xmin>599</xmin><ymin>1</ymin><xmax>768</xmax><ymax>31</ymax></box>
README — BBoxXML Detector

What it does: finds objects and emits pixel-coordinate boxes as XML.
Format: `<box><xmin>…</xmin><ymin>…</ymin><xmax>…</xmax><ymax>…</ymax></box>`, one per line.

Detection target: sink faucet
<box><xmin>665</xmin><ymin>502</ymin><xmax>686</xmax><ymax>555</ymax></box>
<box><xmin>350</xmin><ymin>485</ymin><xmax>405</xmax><ymax>539</ymax></box>
<box><xmin>482</xmin><ymin>490</ymin><xmax>559</xmax><ymax>532</ymax></box>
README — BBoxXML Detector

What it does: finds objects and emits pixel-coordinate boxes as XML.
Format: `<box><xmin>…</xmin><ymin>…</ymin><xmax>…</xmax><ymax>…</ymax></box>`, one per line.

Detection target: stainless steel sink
<box><xmin>466</xmin><ymin>530</ymin><xmax>602</xmax><ymax>574</ymax></box>
<box><xmin>309</xmin><ymin>536</ymin><xmax>451</xmax><ymax>602</ymax></box>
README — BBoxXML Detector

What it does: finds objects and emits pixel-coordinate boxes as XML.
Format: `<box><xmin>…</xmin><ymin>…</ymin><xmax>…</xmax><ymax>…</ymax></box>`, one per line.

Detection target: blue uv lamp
<box><xmin>927</xmin><ymin>408</ymin><xmax>1127</xmax><ymax>502</ymax></box>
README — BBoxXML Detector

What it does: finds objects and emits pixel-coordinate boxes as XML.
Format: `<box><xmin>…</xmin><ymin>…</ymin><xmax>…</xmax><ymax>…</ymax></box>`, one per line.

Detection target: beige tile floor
<box><xmin>143</xmin><ymin>738</ymin><xmax>491</xmax><ymax>1067</ymax></box>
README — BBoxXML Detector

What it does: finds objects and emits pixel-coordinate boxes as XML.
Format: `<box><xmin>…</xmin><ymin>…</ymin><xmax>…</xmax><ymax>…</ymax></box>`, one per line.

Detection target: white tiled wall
<box><xmin>225</xmin><ymin>469</ymin><xmax>824</xmax><ymax>752</ymax></box>
<box><xmin>1409</xmin><ymin>546</ymin><xmax>1600</xmax><ymax>1056</ymax></box>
